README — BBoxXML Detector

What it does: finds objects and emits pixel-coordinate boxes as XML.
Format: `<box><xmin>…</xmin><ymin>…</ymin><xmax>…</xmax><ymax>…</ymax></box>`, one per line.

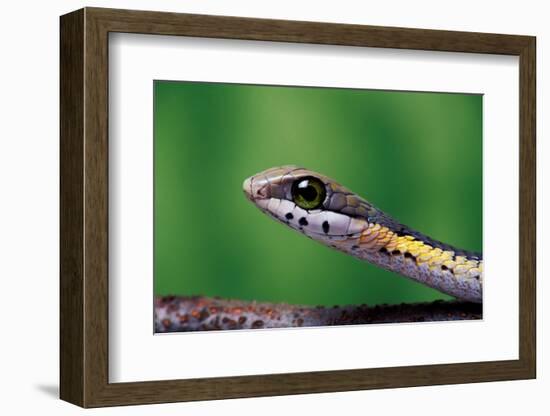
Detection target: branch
<box><xmin>155</xmin><ymin>296</ymin><xmax>481</xmax><ymax>332</ymax></box>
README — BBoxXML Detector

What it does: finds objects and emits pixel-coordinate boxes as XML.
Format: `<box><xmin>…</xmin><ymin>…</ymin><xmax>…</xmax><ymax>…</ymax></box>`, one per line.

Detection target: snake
<box><xmin>243</xmin><ymin>166</ymin><xmax>482</xmax><ymax>303</ymax></box>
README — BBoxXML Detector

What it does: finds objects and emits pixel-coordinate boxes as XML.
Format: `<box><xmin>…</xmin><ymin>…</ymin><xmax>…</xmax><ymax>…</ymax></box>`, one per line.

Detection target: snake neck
<box><xmin>333</xmin><ymin>221</ymin><xmax>483</xmax><ymax>303</ymax></box>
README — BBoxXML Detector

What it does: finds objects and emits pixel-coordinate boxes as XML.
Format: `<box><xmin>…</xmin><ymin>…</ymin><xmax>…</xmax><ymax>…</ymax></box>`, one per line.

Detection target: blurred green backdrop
<box><xmin>154</xmin><ymin>81</ymin><xmax>482</xmax><ymax>306</ymax></box>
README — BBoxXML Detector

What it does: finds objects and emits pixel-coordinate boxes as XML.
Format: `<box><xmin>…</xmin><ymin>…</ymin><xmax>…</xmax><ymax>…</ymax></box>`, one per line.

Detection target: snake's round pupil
<box><xmin>291</xmin><ymin>177</ymin><xmax>326</xmax><ymax>210</ymax></box>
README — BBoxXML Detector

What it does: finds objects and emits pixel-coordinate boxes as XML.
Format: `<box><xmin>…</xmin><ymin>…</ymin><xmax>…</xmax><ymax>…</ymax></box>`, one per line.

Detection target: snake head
<box><xmin>243</xmin><ymin>166</ymin><xmax>369</xmax><ymax>240</ymax></box>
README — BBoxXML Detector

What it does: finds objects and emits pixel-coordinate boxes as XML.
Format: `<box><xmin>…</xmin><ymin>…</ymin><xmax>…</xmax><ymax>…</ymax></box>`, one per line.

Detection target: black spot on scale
<box><xmin>395</xmin><ymin>228</ymin><xmax>408</xmax><ymax>237</ymax></box>
<box><xmin>404</xmin><ymin>252</ymin><xmax>415</xmax><ymax>260</ymax></box>
<box><xmin>442</xmin><ymin>265</ymin><xmax>454</xmax><ymax>274</ymax></box>
<box><xmin>352</xmin><ymin>245</ymin><xmax>359</xmax><ymax>250</ymax></box>
<box><xmin>298</xmin><ymin>217</ymin><xmax>308</xmax><ymax>226</ymax></box>
<box><xmin>285</xmin><ymin>212</ymin><xmax>294</xmax><ymax>220</ymax></box>
<box><xmin>322</xmin><ymin>221</ymin><xmax>330</xmax><ymax>234</ymax></box>
<box><xmin>379</xmin><ymin>247</ymin><xmax>388</xmax><ymax>254</ymax></box>
<box><xmin>392</xmin><ymin>250</ymin><xmax>401</xmax><ymax>255</ymax></box>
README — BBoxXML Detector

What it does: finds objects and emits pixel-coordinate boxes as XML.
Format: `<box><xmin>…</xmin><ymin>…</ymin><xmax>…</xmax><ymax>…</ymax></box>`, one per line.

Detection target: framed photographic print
<box><xmin>60</xmin><ymin>7</ymin><xmax>536</xmax><ymax>407</ymax></box>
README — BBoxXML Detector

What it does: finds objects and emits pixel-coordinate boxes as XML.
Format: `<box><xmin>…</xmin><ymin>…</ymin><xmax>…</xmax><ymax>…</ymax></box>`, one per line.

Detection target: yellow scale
<box><xmin>355</xmin><ymin>223</ymin><xmax>482</xmax><ymax>278</ymax></box>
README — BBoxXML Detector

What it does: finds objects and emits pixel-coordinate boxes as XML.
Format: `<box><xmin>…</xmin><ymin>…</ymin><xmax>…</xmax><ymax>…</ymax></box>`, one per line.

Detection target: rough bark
<box><xmin>155</xmin><ymin>296</ymin><xmax>482</xmax><ymax>333</ymax></box>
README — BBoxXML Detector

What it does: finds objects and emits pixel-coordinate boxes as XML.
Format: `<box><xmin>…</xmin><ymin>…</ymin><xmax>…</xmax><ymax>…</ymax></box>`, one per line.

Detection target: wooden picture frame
<box><xmin>60</xmin><ymin>7</ymin><xmax>536</xmax><ymax>408</ymax></box>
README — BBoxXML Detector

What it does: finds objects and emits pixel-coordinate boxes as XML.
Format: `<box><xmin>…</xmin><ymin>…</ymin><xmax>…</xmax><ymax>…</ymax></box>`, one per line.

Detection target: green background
<box><xmin>154</xmin><ymin>81</ymin><xmax>482</xmax><ymax>306</ymax></box>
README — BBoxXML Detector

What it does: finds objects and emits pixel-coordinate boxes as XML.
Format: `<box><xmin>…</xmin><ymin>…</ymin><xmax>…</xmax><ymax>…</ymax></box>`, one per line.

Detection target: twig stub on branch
<box><xmin>155</xmin><ymin>296</ymin><xmax>482</xmax><ymax>333</ymax></box>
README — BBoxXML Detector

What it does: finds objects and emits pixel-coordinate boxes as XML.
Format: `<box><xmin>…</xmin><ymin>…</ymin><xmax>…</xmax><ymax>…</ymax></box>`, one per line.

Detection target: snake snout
<box><xmin>243</xmin><ymin>175</ymin><xmax>271</xmax><ymax>202</ymax></box>
<box><xmin>242</xmin><ymin>176</ymin><xmax>254</xmax><ymax>201</ymax></box>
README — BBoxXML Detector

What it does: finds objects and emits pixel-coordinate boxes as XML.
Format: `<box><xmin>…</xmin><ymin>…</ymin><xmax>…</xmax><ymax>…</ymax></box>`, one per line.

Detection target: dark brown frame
<box><xmin>60</xmin><ymin>7</ymin><xmax>536</xmax><ymax>408</ymax></box>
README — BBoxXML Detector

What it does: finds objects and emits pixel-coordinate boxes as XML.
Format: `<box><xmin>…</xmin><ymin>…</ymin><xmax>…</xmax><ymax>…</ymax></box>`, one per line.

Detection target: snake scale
<box><xmin>243</xmin><ymin>166</ymin><xmax>482</xmax><ymax>303</ymax></box>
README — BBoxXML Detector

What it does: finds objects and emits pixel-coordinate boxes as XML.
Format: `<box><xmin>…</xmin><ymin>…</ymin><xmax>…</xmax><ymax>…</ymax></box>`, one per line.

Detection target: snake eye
<box><xmin>291</xmin><ymin>177</ymin><xmax>326</xmax><ymax>210</ymax></box>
